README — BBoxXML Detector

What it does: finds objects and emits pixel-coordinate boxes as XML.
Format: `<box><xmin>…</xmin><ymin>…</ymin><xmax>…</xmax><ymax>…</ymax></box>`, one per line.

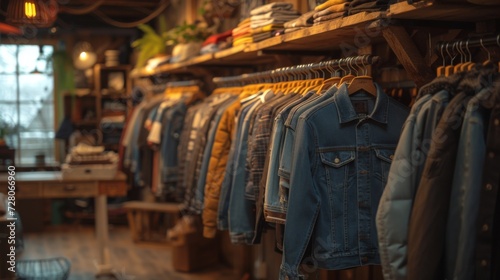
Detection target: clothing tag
<box><xmin>352</xmin><ymin>100</ymin><xmax>369</xmax><ymax>114</ymax></box>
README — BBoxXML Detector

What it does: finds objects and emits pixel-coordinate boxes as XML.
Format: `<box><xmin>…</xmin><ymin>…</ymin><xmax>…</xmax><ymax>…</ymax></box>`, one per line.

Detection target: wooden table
<box><xmin>0</xmin><ymin>171</ymin><xmax>127</xmax><ymax>276</ymax></box>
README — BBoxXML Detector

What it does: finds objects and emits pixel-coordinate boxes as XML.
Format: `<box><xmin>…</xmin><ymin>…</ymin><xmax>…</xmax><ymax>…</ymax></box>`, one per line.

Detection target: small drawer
<box><xmin>98</xmin><ymin>181</ymin><xmax>127</xmax><ymax>197</ymax></box>
<box><xmin>43</xmin><ymin>182</ymin><xmax>97</xmax><ymax>198</ymax></box>
<box><xmin>1</xmin><ymin>183</ymin><xmax>42</xmax><ymax>198</ymax></box>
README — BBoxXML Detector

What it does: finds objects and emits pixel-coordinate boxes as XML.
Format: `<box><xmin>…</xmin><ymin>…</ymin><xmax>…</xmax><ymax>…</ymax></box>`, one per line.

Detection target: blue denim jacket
<box><xmin>447</xmin><ymin>88</ymin><xmax>490</xmax><ymax>280</ymax></box>
<box><xmin>228</xmin><ymin>96</ymin><xmax>268</xmax><ymax>243</ymax></box>
<box><xmin>159</xmin><ymin>101</ymin><xmax>187</xmax><ymax>195</ymax></box>
<box><xmin>264</xmin><ymin>92</ymin><xmax>315</xmax><ymax>223</ymax></box>
<box><xmin>274</xmin><ymin>90</ymin><xmax>334</xmax><ymax>222</ymax></box>
<box><xmin>280</xmin><ymin>84</ymin><xmax>408</xmax><ymax>279</ymax></box>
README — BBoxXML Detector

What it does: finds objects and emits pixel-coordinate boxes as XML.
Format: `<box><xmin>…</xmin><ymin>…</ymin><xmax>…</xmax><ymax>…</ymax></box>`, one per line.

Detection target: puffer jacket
<box><xmin>202</xmin><ymin>98</ymin><xmax>241</xmax><ymax>238</ymax></box>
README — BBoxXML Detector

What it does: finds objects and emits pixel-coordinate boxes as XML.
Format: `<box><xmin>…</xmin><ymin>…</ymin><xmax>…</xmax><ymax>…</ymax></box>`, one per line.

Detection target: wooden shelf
<box><xmin>388</xmin><ymin>0</ymin><xmax>500</xmax><ymax>22</ymax></box>
<box><xmin>129</xmin><ymin>0</ymin><xmax>499</xmax><ymax>78</ymax></box>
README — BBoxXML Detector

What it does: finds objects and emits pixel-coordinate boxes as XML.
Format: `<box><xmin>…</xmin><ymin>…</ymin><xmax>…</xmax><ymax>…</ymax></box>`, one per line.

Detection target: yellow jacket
<box><xmin>202</xmin><ymin>98</ymin><xmax>240</xmax><ymax>238</ymax></box>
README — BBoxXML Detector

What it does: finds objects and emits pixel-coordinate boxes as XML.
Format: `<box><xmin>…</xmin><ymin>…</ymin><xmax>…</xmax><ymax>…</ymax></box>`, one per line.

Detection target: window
<box><xmin>0</xmin><ymin>44</ymin><xmax>55</xmax><ymax>165</ymax></box>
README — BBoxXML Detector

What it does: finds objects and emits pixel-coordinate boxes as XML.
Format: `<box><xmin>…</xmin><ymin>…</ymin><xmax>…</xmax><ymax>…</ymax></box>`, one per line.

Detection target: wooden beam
<box><xmin>425</xmin><ymin>29</ymin><xmax>463</xmax><ymax>67</ymax></box>
<box><xmin>382</xmin><ymin>25</ymin><xmax>435</xmax><ymax>88</ymax></box>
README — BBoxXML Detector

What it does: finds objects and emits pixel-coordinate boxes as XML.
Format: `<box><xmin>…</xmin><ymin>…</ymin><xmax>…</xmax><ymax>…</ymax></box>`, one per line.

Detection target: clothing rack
<box><xmin>212</xmin><ymin>55</ymin><xmax>380</xmax><ymax>86</ymax></box>
<box><xmin>435</xmin><ymin>34</ymin><xmax>500</xmax><ymax>55</ymax></box>
<box><xmin>166</xmin><ymin>80</ymin><xmax>203</xmax><ymax>88</ymax></box>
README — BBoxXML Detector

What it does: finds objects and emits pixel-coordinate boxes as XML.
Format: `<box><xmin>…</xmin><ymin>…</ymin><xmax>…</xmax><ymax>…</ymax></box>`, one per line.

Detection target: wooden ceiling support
<box><xmin>382</xmin><ymin>25</ymin><xmax>435</xmax><ymax>88</ymax></box>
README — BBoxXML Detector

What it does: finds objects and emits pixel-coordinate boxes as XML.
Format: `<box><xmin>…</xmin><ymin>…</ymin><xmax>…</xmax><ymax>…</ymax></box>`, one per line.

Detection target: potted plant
<box><xmin>131</xmin><ymin>23</ymin><xmax>171</xmax><ymax>69</ymax></box>
<box><xmin>0</xmin><ymin>117</ymin><xmax>15</xmax><ymax>147</ymax></box>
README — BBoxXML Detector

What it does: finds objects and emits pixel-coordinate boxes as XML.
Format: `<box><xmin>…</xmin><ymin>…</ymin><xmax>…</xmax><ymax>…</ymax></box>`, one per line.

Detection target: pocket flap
<box><xmin>375</xmin><ymin>148</ymin><xmax>395</xmax><ymax>163</ymax></box>
<box><xmin>320</xmin><ymin>150</ymin><xmax>355</xmax><ymax>168</ymax></box>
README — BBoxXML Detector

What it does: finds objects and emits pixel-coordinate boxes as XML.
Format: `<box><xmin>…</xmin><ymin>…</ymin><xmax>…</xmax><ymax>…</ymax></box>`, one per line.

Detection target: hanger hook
<box><xmin>458</xmin><ymin>41</ymin><xmax>465</xmax><ymax>64</ymax></box>
<box><xmin>440</xmin><ymin>43</ymin><xmax>445</xmax><ymax>67</ymax></box>
<box><xmin>480</xmin><ymin>38</ymin><xmax>491</xmax><ymax>61</ymax></box>
<box><xmin>466</xmin><ymin>39</ymin><xmax>472</xmax><ymax>63</ymax></box>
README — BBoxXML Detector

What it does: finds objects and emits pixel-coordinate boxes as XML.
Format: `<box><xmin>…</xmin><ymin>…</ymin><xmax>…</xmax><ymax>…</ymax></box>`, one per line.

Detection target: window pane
<box><xmin>1</xmin><ymin>44</ymin><xmax>55</xmax><ymax>165</ymax></box>
<box><xmin>19</xmin><ymin>102</ymin><xmax>54</xmax><ymax>164</ymax></box>
<box><xmin>19</xmin><ymin>74</ymin><xmax>54</xmax><ymax>102</ymax></box>
<box><xmin>18</xmin><ymin>45</ymin><xmax>39</xmax><ymax>74</ymax></box>
<box><xmin>0</xmin><ymin>45</ymin><xmax>17</xmax><ymax>74</ymax></box>
<box><xmin>0</xmin><ymin>75</ymin><xmax>18</xmax><ymax>101</ymax></box>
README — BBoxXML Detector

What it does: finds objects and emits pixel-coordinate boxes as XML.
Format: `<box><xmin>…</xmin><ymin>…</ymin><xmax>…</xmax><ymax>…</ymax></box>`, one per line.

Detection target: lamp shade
<box><xmin>73</xmin><ymin>41</ymin><xmax>97</xmax><ymax>70</ymax></box>
<box><xmin>6</xmin><ymin>0</ymin><xmax>58</xmax><ymax>28</ymax></box>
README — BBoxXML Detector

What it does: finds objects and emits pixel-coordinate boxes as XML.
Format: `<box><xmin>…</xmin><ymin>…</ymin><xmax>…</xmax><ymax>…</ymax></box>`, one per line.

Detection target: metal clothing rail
<box><xmin>212</xmin><ymin>55</ymin><xmax>380</xmax><ymax>85</ymax></box>
<box><xmin>435</xmin><ymin>34</ymin><xmax>500</xmax><ymax>55</ymax></box>
<box><xmin>166</xmin><ymin>80</ymin><xmax>203</xmax><ymax>88</ymax></box>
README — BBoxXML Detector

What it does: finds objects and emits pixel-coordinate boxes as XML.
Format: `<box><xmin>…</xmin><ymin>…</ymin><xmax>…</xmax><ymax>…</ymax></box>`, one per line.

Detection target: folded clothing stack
<box><xmin>250</xmin><ymin>2</ymin><xmax>301</xmax><ymax>42</ymax></box>
<box><xmin>283</xmin><ymin>10</ymin><xmax>315</xmax><ymax>33</ymax></box>
<box><xmin>312</xmin><ymin>0</ymin><xmax>350</xmax><ymax>25</ymax></box>
<box><xmin>347</xmin><ymin>0</ymin><xmax>396</xmax><ymax>15</ymax></box>
<box><xmin>200</xmin><ymin>29</ymin><xmax>233</xmax><ymax>54</ymax></box>
<box><xmin>62</xmin><ymin>143</ymin><xmax>119</xmax><ymax>179</ymax></box>
<box><xmin>233</xmin><ymin>18</ymin><xmax>253</xmax><ymax>47</ymax></box>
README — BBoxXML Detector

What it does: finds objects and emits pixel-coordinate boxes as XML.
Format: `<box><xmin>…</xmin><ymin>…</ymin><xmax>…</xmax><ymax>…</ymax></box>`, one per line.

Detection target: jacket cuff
<box><xmin>280</xmin><ymin>264</ymin><xmax>305</xmax><ymax>280</ymax></box>
<box><xmin>203</xmin><ymin>226</ymin><xmax>217</xmax><ymax>238</ymax></box>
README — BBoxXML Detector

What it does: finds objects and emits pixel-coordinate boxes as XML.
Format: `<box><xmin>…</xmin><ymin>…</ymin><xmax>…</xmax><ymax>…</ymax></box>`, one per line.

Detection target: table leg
<box><xmin>95</xmin><ymin>194</ymin><xmax>112</xmax><ymax>276</ymax></box>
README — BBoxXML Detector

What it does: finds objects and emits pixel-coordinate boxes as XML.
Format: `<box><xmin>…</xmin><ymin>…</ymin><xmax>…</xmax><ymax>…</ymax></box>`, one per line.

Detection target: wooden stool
<box><xmin>123</xmin><ymin>201</ymin><xmax>181</xmax><ymax>242</ymax></box>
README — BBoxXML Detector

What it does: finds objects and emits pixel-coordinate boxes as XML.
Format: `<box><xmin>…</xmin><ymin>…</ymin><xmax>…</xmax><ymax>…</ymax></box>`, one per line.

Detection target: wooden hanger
<box><xmin>346</xmin><ymin>56</ymin><xmax>377</xmax><ymax>96</ymax></box>
<box><xmin>347</xmin><ymin>75</ymin><xmax>377</xmax><ymax>96</ymax></box>
<box><xmin>481</xmin><ymin>38</ymin><xmax>494</xmax><ymax>67</ymax></box>
<box><xmin>436</xmin><ymin>44</ymin><xmax>447</xmax><ymax>77</ymax></box>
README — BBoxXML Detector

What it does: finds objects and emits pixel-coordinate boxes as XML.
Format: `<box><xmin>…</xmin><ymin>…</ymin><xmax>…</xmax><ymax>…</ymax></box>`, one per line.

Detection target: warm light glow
<box><xmin>79</xmin><ymin>51</ymin><xmax>88</xmax><ymax>61</ymax></box>
<box><xmin>24</xmin><ymin>1</ymin><xmax>37</xmax><ymax>18</ymax></box>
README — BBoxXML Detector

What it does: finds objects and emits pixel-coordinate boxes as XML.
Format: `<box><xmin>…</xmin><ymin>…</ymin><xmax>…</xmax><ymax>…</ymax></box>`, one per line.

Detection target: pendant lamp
<box><xmin>6</xmin><ymin>0</ymin><xmax>58</xmax><ymax>28</ymax></box>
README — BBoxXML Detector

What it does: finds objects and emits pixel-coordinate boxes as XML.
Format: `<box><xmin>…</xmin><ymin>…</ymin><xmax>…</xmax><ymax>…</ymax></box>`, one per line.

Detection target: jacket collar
<box><xmin>334</xmin><ymin>83</ymin><xmax>389</xmax><ymax>124</ymax></box>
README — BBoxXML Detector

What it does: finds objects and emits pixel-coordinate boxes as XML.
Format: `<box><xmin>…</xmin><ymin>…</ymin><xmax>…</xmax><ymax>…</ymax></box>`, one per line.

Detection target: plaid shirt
<box><xmin>246</xmin><ymin>94</ymin><xmax>295</xmax><ymax>201</ymax></box>
<box><xmin>177</xmin><ymin>103</ymin><xmax>204</xmax><ymax>201</ymax></box>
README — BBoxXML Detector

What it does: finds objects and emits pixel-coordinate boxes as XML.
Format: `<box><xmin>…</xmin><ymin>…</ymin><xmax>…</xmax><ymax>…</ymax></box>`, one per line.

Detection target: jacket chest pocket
<box><xmin>320</xmin><ymin>150</ymin><xmax>356</xmax><ymax>189</ymax></box>
<box><xmin>374</xmin><ymin>148</ymin><xmax>395</xmax><ymax>183</ymax></box>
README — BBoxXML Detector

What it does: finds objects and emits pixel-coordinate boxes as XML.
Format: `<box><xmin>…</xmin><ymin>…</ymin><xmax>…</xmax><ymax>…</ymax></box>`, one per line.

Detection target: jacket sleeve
<box><xmin>280</xmin><ymin>118</ymin><xmax>319</xmax><ymax>280</ymax></box>
<box><xmin>202</xmin><ymin>102</ymin><xmax>238</xmax><ymax>238</ymax></box>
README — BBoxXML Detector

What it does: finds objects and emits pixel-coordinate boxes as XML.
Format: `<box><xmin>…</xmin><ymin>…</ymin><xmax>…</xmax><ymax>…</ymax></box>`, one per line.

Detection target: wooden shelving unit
<box><xmin>64</xmin><ymin>64</ymin><xmax>132</xmax><ymax>151</ymax></box>
<box><xmin>129</xmin><ymin>0</ymin><xmax>500</xmax><ymax>86</ymax></box>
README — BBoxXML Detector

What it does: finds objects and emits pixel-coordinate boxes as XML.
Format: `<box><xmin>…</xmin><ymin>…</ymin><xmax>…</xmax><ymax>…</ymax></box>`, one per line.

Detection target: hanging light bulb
<box><xmin>6</xmin><ymin>0</ymin><xmax>58</xmax><ymax>28</ymax></box>
<box><xmin>25</xmin><ymin>1</ymin><xmax>37</xmax><ymax>18</ymax></box>
<box><xmin>73</xmin><ymin>41</ymin><xmax>97</xmax><ymax>70</ymax></box>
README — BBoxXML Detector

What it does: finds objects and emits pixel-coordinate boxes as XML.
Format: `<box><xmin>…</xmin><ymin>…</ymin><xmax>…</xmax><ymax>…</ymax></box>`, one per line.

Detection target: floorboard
<box><xmin>18</xmin><ymin>225</ymin><xmax>240</xmax><ymax>280</ymax></box>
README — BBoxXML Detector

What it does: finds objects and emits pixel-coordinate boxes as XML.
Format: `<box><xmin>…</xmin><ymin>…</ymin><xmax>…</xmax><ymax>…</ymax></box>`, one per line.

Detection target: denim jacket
<box><xmin>280</xmin><ymin>84</ymin><xmax>408</xmax><ymax>279</ymax></box>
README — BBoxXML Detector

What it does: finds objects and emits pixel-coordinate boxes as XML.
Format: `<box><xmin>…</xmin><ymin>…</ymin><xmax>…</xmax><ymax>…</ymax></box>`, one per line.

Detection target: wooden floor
<box><xmin>19</xmin><ymin>225</ymin><xmax>240</xmax><ymax>280</ymax></box>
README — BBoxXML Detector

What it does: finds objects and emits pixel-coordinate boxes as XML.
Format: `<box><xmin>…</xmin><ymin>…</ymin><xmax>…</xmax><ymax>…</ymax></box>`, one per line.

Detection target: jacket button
<box><xmin>486</xmin><ymin>184</ymin><xmax>493</xmax><ymax>191</ymax></box>
<box><xmin>482</xmin><ymin>224</ymin><xmax>489</xmax><ymax>232</ymax></box>
<box><xmin>481</xmin><ymin>260</ymin><xmax>488</xmax><ymax>267</ymax></box>
<box><xmin>495</xmin><ymin>119</ymin><xmax>499</xmax><ymax>126</ymax></box>
<box><xmin>489</xmin><ymin>152</ymin><xmax>495</xmax><ymax>158</ymax></box>
<box><xmin>334</xmin><ymin>158</ymin><xmax>340</xmax><ymax>164</ymax></box>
